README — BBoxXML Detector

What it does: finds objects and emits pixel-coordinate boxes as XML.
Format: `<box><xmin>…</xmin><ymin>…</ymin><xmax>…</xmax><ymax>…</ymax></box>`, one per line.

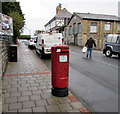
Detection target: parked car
<box><xmin>103</xmin><ymin>34</ymin><xmax>120</xmax><ymax>58</ymax></box>
<box><xmin>35</xmin><ymin>33</ymin><xmax>64</xmax><ymax>58</ymax></box>
<box><xmin>28</xmin><ymin>36</ymin><xmax>37</xmax><ymax>49</ymax></box>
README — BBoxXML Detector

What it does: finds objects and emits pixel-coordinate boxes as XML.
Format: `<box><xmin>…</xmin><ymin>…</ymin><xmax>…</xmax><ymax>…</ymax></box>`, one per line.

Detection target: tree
<box><xmin>2</xmin><ymin>2</ymin><xmax>25</xmax><ymax>43</ymax></box>
<box><xmin>34</xmin><ymin>30</ymin><xmax>45</xmax><ymax>35</ymax></box>
<box><xmin>8</xmin><ymin>11</ymin><xmax>25</xmax><ymax>42</ymax></box>
<box><xmin>2</xmin><ymin>2</ymin><xmax>22</xmax><ymax>16</ymax></box>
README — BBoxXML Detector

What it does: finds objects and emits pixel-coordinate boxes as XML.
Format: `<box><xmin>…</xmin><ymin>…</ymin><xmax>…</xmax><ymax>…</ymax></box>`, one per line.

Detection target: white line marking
<box><xmin>71</xmin><ymin>51</ymin><xmax>119</xmax><ymax>68</ymax></box>
<box><xmin>92</xmin><ymin>58</ymin><xmax>119</xmax><ymax>68</ymax></box>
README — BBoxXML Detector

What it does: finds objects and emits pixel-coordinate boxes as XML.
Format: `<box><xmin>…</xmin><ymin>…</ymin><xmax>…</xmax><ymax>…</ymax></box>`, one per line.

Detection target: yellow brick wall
<box><xmin>65</xmin><ymin>17</ymin><xmax>120</xmax><ymax>49</ymax></box>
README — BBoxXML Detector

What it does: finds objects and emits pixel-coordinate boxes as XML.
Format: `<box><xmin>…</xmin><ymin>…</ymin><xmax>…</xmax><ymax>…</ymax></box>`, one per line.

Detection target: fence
<box><xmin>0</xmin><ymin>34</ymin><xmax>12</xmax><ymax>79</ymax></box>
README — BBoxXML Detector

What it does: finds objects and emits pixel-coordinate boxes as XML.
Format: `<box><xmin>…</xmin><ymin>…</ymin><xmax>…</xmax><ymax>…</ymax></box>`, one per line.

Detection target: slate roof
<box><xmin>74</xmin><ymin>12</ymin><xmax>120</xmax><ymax>21</ymax></box>
<box><xmin>45</xmin><ymin>8</ymin><xmax>72</xmax><ymax>26</ymax></box>
<box><xmin>55</xmin><ymin>8</ymin><xmax>72</xmax><ymax>18</ymax></box>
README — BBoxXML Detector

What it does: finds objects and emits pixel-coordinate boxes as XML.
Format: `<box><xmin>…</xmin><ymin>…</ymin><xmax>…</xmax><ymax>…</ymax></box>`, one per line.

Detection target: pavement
<box><xmin>1</xmin><ymin>42</ymin><xmax>91</xmax><ymax>113</ymax></box>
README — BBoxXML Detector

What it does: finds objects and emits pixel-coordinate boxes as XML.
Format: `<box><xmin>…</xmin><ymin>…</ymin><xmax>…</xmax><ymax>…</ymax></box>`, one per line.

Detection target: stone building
<box><xmin>64</xmin><ymin>12</ymin><xmax>120</xmax><ymax>49</ymax></box>
<box><xmin>44</xmin><ymin>4</ymin><xmax>72</xmax><ymax>33</ymax></box>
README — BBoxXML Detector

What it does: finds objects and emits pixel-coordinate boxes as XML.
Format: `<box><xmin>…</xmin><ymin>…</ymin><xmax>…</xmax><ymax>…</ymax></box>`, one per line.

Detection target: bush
<box><xmin>19</xmin><ymin>35</ymin><xmax>30</xmax><ymax>40</ymax></box>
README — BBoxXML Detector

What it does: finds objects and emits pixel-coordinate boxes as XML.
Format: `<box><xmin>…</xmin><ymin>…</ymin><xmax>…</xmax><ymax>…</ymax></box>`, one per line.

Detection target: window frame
<box><xmin>90</xmin><ymin>22</ymin><xmax>97</xmax><ymax>33</ymax></box>
<box><xmin>78</xmin><ymin>23</ymin><xmax>82</xmax><ymax>33</ymax></box>
<box><xmin>104</xmin><ymin>23</ymin><xmax>111</xmax><ymax>31</ymax></box>
<box><xmin>69</xmin><ymin>26</ymin><xmax>72</xmax><ymax>35</ymax></box>
<box><xmin>117</xmin><ymin>23</ymin><xmax>120</xmax><ymax>31</ymax></box>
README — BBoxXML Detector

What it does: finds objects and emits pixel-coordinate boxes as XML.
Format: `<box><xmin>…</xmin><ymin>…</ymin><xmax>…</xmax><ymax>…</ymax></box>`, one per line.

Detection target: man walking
<box><xmin>85</xmin><ymin>37</ymin><xmax>96</xmax><ymax>58</ymax></box>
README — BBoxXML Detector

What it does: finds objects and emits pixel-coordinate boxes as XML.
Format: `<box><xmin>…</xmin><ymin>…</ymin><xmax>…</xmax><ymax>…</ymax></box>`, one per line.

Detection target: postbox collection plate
<box><xmin>59</xmin><ymin>55</ymin><xmax>67</xmax><ymax>62</ymax></box>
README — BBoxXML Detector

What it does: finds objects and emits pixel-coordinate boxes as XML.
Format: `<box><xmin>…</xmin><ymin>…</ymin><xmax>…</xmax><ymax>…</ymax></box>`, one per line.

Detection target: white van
<box><xmin>35</xmin><ymin>33</ymin><xmax>64</xmax><ymax>58</ymax></box>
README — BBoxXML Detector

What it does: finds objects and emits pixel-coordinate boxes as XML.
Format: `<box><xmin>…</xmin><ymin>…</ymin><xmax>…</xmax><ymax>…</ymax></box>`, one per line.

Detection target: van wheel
<box><xmin>40</xmin><ymin>52</ymin><xmax>44</xmax><ymax>59</ymax></box>
<box><xmin>105</xmin><ymin>48</ymin><xmax>112</xmax><ymax>57</ymax></box>
<box><xmin>36</xmin><ymin>50</ymin><xmax>39</xmax><ymax>54</ymax></box>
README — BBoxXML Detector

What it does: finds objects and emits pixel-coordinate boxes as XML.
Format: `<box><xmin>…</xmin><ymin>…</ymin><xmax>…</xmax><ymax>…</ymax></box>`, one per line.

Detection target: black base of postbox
<box><xmin>51</xmin><ymin>87</ymin><xmax>68</xmax><ymax>97</ymax></box>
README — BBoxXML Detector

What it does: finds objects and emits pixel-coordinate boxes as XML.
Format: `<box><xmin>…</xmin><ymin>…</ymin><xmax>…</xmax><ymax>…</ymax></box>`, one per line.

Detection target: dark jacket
<box><xmin>85</xmin><ymin>38</ymin><xmax>96</xmax><ymax>48</ymax></box>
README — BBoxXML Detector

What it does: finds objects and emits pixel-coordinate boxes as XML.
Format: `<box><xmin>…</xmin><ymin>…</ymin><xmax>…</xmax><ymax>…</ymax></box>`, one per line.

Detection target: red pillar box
<box><xmin>51</xmin><ymin>45</ymin><xmax>69</xmax><ymax>97</ymax></box>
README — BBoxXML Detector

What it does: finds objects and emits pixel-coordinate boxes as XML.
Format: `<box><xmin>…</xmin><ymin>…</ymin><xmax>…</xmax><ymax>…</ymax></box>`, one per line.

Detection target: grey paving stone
<box><xmin>9</xmin><ymin>103</ymin><xmax>22</xmax><ymax>110</ymax></box>
<box><xmin>30</xmin><ymin>94</ymin><xmax>41</xmax><ymax>100</ymax></box>
<box><xmin>35</xmin><ymin>80</ymin><xmax>43</xmax><ymax>83</ymax></box>
<box><xmin>70</xmin><ymin>102</ymin><xmax>85</xmax><ymax>109</ymax></box>
<box><xmin>46</xmin><ymin>85</ymin><xmax>52</xmax><ymax>89</ymax></box>
<box><xmin>67</xmin><ymin>110</ymin><xmax>80</xmax><ymax>112</ymax></box>
<box><xmin>28</xmin><ymin>78</ymin><xmax>36</xmax><ymax>81</ymax></box>
<box><xmin>35</xmin><ymin>100</ymin><xmax>48</xmax><ymax>107</ymax></box>
<box><xmin>41</xmin><ymin>93</ymin><xmax>53</xmax><ymax>99</ymax></box>
<box><xmin>47</xmin><ymin>98</ymin><xmax>61</xmax><ymax>105</ymax></box>
<box><xmin>18</xmin><ymin>87</ymin><xmax>28</xmax><ymax>91</ymax></box>
<box><xmin>36</xmin><ymin>77</ymin><xmax>44</xmax><ymax>80</ymax></box>
<box><xmin>46</xmin><ymin>105</ymin><xmax>61</xmax><ymax>112</ymax></box>
<box><xmin>10</xmin><ymin>92</ymin><xmax>21</xmax><ymax>97</ymax></box>
<box><xmin>32</xmin><ymin>90</ymin><xmax>43</xmax><ymax>95</ymax></box>
<box><xmin>7</xmin><ymin>87</ymin><xmax>17</xmax><ymax>93</ymax></box>
<box><xmin>58</xmin><ymin>103</ymin><xmax>73</xmax><ymax>112</ymax></box>
<box><xmin>9</xmin><ymin>81</ymin><xmax>17</xmax><ymax>85</ymax></box>
<box><xmin>18</xmin><ymin>96</ymin><xmax>30</xmax><ymax>102</ymax></box>
<box><xmin>12</xmin><ymin>78</ymin><xmax>20</xmax><ymax>81</ymax></box>
<box><xmin>37</xmin><ymin>86</ymin><xmax>47</xmax><ymax>90</ymax></box>
<box><xmin>39</xmin><ymin>82</ymin><xmax>48</xmax><ymax>86</ymax></box>
<box><xmin>7</xmin><ymin>110</ymin><xmax>18</xmax><ymax>112</ymax></box>
<box><xmin>30</xmin><ymin>83</ymin><xmax>39</xmax><ymax>87</ymax></box>
<box><xmin>22</xmin><ymin>91</ymin><xmax>32</xmax><ymax>96</ymax></box>
<box><xmin>23</xmin><ymin>101</ymin><xmax>35</xmax><ymax>108</ymax></box>
<box><xmin>3</xmin><ymin>84</ymin><xmax>12</xmax><ymax>89</ymax></box>
<box><xmin>27</xmin><ymin>80</ymin><xmax>35</xmax><ymax>83</ymax></box>
<box><xmin>43</xmin><ymin>79</ymin><xmax>50</xmax><ymax>82</ymax></box>
<box><xmin>2</xmin><ymin>104</ymin><xmax>9</xmax><ymax>112</ymax></box>
<box><xmin>32</xmin><ymin>106</ymin><xmax>47</xmax><ymax>112</ymax></box>
<box><xmin>20</xmin><ymin>77</ymin><xmax>29</xmax><ymax>81</ymax></box>
<box><xmin>28</xmin><ymin>87</ymin><xmax>38</xmax><ymax>91</ymax></box>
<box><xmin>2</xmin><ymin>81</ymin><xmax>9</xmax><ymax>85</ymax></box>
<box><xmin>21</xmin><ymin>83</ymin><xmax>30</xmax><ymax>87</ymax></box>
<box><xmin>42</xmin><ymin>89</ymin><xmax>51</xmax><ymax>94</ymax></box>
<box><xmin>19</xmin><ymin>108</ymin><xmax>32</xmax><ymax>112</ymax></box>
<box><xmin>11</xmin><ymin>84</ymin><xmax>20</xmax><ymax>88</ymax></box>
<box><xmin>18</xmin><ymin>80</ymin><xmax>27</xmax><ymax>84</ymax></box>
<box><xmin>5</xmin><ymin>97</ymin><xmax>17</xmax><ymax>103</ymax></box>
<box><xmin>2</xmin><ymin>93</ymin><xmax>10</xmax><ymax>99</ymax></box>
<box><xmin>58</xmin><ymin>97</ymin><xmax>71</xmax><ymax>104</ymax></box>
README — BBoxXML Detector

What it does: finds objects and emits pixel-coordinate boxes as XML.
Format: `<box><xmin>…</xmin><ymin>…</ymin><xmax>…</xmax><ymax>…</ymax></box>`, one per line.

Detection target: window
<box><xmin>90</xmin><ymin>22</ymin><xmax>97</xmax><ymax>33</ymax></box>
<box><xmin>56</xmin><ymin>19</ymin><xmax>64</xmax><ymax>27</ymax></box>
<box><xmin>64</xmin><ymin>29</ymin><xmax>67</xmax><ymax>37</ymax></box>
<box><xmin>104</xmin><ymin>23</ymin><xmax>111</xmax><ymax>30</ymax></box>
<box><xmin>73</xmin><ymin>23</ymin><xmax>76</xmax><ymax>34</ymax></box>
<box><xmin>118</xmin><ymin>23</ymin><xmax>120</xmax><ymax>31</ymax></box>
<box><xmin>69</xmin><ymin>26</ymin><xmax>72</xmax><ymax>35</ymax></box>
<box><xmin>78</xmin><ymin>23</ymin><xmax>82</xmax><ymax>33</ymax></box>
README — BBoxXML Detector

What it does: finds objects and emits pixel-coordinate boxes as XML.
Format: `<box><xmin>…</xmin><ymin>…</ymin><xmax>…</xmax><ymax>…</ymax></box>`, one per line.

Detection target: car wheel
<box><xmin>105</xmin><ymin>48</ymin><xmax>112</xmax><ymax>57</ymax></box>
<box><xmin>118</xmin><ymin>53</ymin><xmax>120</xmax><ymax>59</ymax></box>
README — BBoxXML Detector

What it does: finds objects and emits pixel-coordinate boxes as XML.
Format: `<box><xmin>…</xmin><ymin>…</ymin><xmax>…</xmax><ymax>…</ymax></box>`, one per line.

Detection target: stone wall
<box><xmin>0</xmin><ymin>35</ymin><xmax>12</xmax><ymax>79</ymax></box>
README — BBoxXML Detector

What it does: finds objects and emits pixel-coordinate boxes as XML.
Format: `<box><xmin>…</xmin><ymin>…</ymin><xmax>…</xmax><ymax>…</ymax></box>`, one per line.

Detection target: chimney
<box><xmin>56</xmin><ymin>3</ymin><xmax>62</xmax><ymax>14</ymax></box>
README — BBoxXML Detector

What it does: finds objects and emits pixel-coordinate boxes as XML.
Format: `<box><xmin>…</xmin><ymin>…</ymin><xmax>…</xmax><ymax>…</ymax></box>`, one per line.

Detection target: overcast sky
<box><xmin>17</xmin><ymin>0</ymin><xmax>120</xmax><ymax>35</ymax></box>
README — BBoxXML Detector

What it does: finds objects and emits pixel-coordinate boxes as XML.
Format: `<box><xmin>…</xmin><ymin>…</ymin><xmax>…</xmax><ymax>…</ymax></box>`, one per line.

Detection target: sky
<box><xmin>17</xmin><ymin>0</ymin><xmax>120</xmax><ymax>35</ymax></box>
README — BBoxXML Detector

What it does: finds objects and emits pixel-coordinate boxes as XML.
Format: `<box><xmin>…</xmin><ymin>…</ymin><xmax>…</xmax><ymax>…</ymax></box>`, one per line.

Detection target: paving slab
<box><xmin>2</xmin><ymin>42</ymin><xmax>90</xmax><ymax>113</ymax></box>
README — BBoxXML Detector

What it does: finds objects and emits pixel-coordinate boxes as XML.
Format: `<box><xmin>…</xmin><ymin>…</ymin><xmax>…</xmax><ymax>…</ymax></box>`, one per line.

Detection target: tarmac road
<box><xmin>69</xmin><ymin>46</ymin><xmax>119</xmax><ymax>112</ymax></box>
<box><xmin>33</xmin><ymin>46</ymin><xmax>119</xmax><ymax>112</ymax></box>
